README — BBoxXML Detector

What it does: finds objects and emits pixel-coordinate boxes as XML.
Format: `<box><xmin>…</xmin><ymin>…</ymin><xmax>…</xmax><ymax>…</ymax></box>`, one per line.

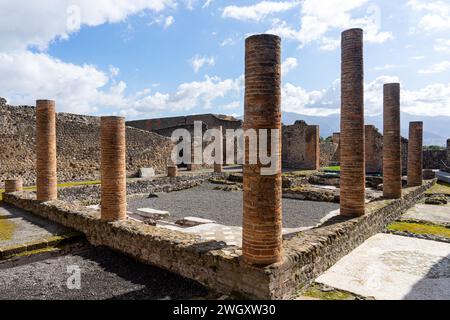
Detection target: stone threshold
<box><xmin>3</xmin><ymin>179</ymin><xmax>435</xmax><ymax>299</ymax></box>
<box><xmin>0</xmin><ymin>231</ymin><xmax>84</xmax><ymax>260</ymax></box>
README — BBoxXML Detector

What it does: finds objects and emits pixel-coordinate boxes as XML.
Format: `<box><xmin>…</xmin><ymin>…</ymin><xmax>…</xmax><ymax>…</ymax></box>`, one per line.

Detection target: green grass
<box><xmin>0</xmin><ymin>180</ymin><xmax>101</xmax><ymax>201</ymax></box>
<box><xmin>321</xmin><ymin>166</ymin><xmax>341</xmax><ymax>172</ymax></box>
<box><xmin>387</xmin><ymin>221</ymin><xmax>450</xmax><ymax>239</ymax></box>
<box><xmin>302</xmin><ymin>284</ymin><xmax>358</xmax><ymax>300</ymax></box>
<box><xmin>426</xmin><ymin>181</ymin><xmax>450</xmax><ymax>196</ymax></box>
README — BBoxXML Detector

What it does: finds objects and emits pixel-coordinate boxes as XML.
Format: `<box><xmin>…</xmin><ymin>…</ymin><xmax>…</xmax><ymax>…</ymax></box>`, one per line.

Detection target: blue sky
<box><xmin>1</xmin><ymin>0</ymin><xmax>450</xmax><ymax>120</ymax></box>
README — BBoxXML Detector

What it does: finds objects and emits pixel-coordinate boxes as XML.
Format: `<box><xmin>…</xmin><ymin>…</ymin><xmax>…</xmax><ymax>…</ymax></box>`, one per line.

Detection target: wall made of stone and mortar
<box><xmin>282</xmin><ymin>121</ymin><xmax>320</xmax><ymax>170</ymax></box>
<box><xmin>3</xmin><ymin>179</ymin><xmax>434</xmax><ymax>299</ymax></box>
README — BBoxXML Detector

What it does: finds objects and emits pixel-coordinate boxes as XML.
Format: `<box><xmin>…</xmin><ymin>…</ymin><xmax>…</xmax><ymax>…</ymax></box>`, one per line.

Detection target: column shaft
<box><xmin>340</xmin><ymin>28</ymin><xmax>365</xmax><ymax>217</ymax></box>
<box><xmin>243</xmin><ymin>34</ymin><xmax>282</xmax><ymax>266</ymax></box>
<box><xmin>383</xmin><ymin>83</ymin><xmax>402</xmax><ymax>198</ymax></box>
<box><xmin>101</xmin><ymin>117</ymin><xmax>127</xmax><ymax>221</ymax></box>
<box><xmin>407</xmin><ymin>122</ymin><xmax>423</xmax><ymax>187</ymax></box>
<box><xmin>214</xmin><ymin>126</ymin><xmax>224</xmax><ymax>173</ymax></box>
<box><xmin>36</xmin><ymin>100</ymin><xmax>57</xmax><ymax>202</ymax></box>
<box><xmin>4</xmin><ymin>179</ymin><xmax>23</xmax><ymax>193</ymax></box>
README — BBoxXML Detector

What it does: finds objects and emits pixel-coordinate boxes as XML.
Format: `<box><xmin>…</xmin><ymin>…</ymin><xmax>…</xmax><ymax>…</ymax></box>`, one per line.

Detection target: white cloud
<box><xmin>267</xmin><ymin>0</ymin><xmax>393</xmax><ymax>49</ymax></box>
<box><xmin>408</xmin><ymin>0</ymin><xmax>450</xmax><ymax>32</ymax></box>
<box><xmin>189</xmin><ymin>55</ymin><xmax>216</xmax><ymax>73</ymax></box>
<box><xmin>419</xmin><ymin>61</ymin><xmax>450</xmax><ymax>74</ymax></box>
<box><xmin>402</xmin><ymin>82</ymin><xmax>450</xmax><ymax>116</ymax></box>
<box><xmin>0</xmin><ymin>0</ymin><xmax>176</xmax><ymax>51</ymax></box>
<box><xmin>164</xmin><ymin>15</ymin><xmax>175</xmax><ymax>29</ymax></box>
<box><xmin>222</xmin><ymin>1</ymin><xmax>300</xmax><ymax>22</ymax></box>
<box><xmin>281</xmin><ymin>57</ymin><xmax>299</xmax><ymax>75</ymax></box>
<box><xmin>202</xmin><ymin>0</ymin><xmax>214</xmax><ymax>9</ymax></box>
<box><xmin>434</xmin><ymin>39</ymin><xmax>450</xmax><ymax>53</ymax></box>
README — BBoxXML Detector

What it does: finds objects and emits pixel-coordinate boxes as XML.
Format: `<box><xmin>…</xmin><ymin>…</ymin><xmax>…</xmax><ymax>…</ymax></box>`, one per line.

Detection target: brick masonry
<box><xmin>447</xmin><ymin>139</ymin><xmax>450</xmax><ymax>168</ymax></box>
<box><xmin>340</xmin><ymin>28</ymin><xmax>365</xmax><ymax>217</ymax></box>
<box><xmin>214</xmin><ymin>126</ymin><xmax>224</xmax><ymax>173</ymax></box>
<box><xmin>408</xmin><ymin>122</ymin><xmax>424</xmax><ymax>187</ymax></box>
<box><xmin>383</xmin><ymin>83</ymin><xmax>402</xmax><ymax>199</ymax></box>
<box><xmin>243</xmin><ymin>34</ymin><xmax>283</xmax><ymax>266</ymax></box>
<box><xmin>3</xmin><ymin>179</ymin><xmax>435</xmax><ymax>299</ymax></box>
<box><xmin>167</xmin><ymin>166</ymin><xmax>178</xmax><ymax>177</ymax></box>
<box><xmin>100</xmin><ymin>117</ymin><xmax>127</xmax><ymax>221</ymax></box>
<box><xmin>282</xmin><ymin>121</ymin><xmax>320</xmax><ymax>170</ymax></box>
<box><xmin>36</xmin><ymin>100</ymin><xmax>58</xmax><ymax>202</ymax></box>
<box><xmin>4</xmin><ymin>179</ymin><xmax>23</xmax><ymax>193</ymax></box>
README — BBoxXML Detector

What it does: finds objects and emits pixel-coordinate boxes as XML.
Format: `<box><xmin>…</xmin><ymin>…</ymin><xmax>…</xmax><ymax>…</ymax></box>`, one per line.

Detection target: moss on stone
<box><xmin>302</xmin><ymin>283</ymin><xmax>358</xmax><ymax>300</ymax></box>
<box><xmin>426</xmin><ymin>181</ymin><xmax>450</xmax><ymax>196</ymax></box>
<box><xmin>0</xmin><ymin>219</ymin><xmax>15</xmax><ymax>241</ymax></box>
<box><xmin>388</xmin><ymin>221</ymin><xmax>450</xmax><ymax>239</ymax></box>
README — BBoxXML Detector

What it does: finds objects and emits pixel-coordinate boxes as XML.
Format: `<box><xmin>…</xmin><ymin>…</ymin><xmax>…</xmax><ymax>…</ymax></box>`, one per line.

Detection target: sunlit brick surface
<box><xmin>243</xmin><ymin>34</ymin><xmax>282</xmax><ymax>266</ymax></box>
<box><xmin>36</xmin><ymin>100</ymin><xmax>57</xmax><ymax>202</ymax></box>
<box><xmin>408</xmin><ymin>122</ymin><xmax>423</xmax><ymax>187</ymax></box>
<box><xmin>4</xmin><ymin>179</ymin><xmax>23</xmax><ymax>193</ymax></box>
<box><xmin>340</xmin><ymin>29</ymin><xmax>365</xmax><ymax>217</ymax></box>
<box><xmin>383</xmin><ymin>83</ymin><xmax>402</xmax><ymax>199</ymax></box>
<box><xmin>101</xmin><ymin>117</ymin><xmax>127</xmax><ymax>221</ymax></box>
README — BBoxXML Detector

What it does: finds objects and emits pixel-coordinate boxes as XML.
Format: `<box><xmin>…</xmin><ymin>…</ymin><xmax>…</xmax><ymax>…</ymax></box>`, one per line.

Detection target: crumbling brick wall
<box><xmin>365</xmin><ymin>125</ymin><xmax>383</xmax><ymax>173</ymax></box>
<box><xmin>282</xmin><ymin>121</ymin><xmax>320</xmax><ymax>170</ymax></box>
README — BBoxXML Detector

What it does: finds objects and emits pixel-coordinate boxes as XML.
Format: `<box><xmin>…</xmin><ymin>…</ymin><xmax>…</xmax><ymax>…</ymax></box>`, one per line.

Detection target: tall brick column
<box><xmin>101</xmin><ymin>117</ymin><xmax>127</xmax><ymax>221</ymax></box>
<box><xmin>407</xmin><ymin>122</ymin><xmax>423</xmax><ymax>187</ymax></box>
<box><xmin>4</xmin><ymin>179</ymin><xmax>23</xmax><ymax>193</ymax></box>
<box><xmin>305</xmin><ymin>125</ymin><xmax>320</xmax><ymax>170</ymax></box>
<box><xmin>214</xmin><ymin>126</ymin><xmax>224</xmax><ymax>173</ymax></box>
<box><xmin>340</xmin><ymin>28</ymin><xmax>365</xmax><ymax>217</ymax></box>
<box><xmin>243</xmin><ymin>34</ymin><xmax>282</xmax><ymax>266</ymax></box>
<box><xmin>447</xmin><ymin>139</ymin><xmax>450</xmax><ymax>168</ymax></box>
<box><xmin>383</xmin><ymin>83</ymin><xmax>402</xmax><ymax>199</ymax></box>
<box><xmin>36</xmin><ymin>100</ymin><xmax>58</xmax><ymax>202</ymax></box>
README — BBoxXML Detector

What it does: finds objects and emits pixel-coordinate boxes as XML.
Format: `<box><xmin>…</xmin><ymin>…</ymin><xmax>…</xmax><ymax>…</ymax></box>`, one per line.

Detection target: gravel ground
<box><xmin>128</xmin><ymin>183</ymin><xmax>339</xmax><ymax>228</ymax></box>
<box><xmin>0</xmin><ymin>243</ymin><xmax>209</xmax><ymax>300</ymax></box>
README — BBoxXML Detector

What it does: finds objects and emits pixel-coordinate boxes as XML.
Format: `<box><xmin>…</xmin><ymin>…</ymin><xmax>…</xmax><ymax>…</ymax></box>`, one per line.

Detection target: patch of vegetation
<box><xmin>301</xmin><ymin>283</ymin><xmax>359</xmax><ymax>300</ymax></box>
<box><xmin>426</xmin><ymin>181</ymin><xmax>450</xmax><ymax>196</ymax></box>
<box><xmin>424</xmin><ymin>145</ymin><xmax>445</xmax><ymax>151</ymax></box>
<box><xmin>387</xmin><ymin>221</ymin><xmax>450</xmax><ymax>239</ymax></box>
<box><xmin>282</xmin><ymin>170</ymin><xmax>317</xmax><ymax>177</ymax></box>
<box><xmin>321</xmin><ymin>166</ymin><xmax>341</xmax><ymax>172</ymax></box>
<box><xmin>0</xmin><ymin>180</ymin><xmax>101</xmax><ymax>201</ymax></box>
<box><xmin>0</xmin><ymin>219</ymin><xmax>15</xmax><ymax>241</ymax></box>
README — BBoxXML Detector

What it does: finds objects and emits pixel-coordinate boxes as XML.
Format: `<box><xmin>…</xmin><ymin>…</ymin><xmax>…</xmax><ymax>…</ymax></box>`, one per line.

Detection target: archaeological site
<box><xmin>1</xmin><ymin>3</ymin><xmax>450</xmax><ymax>309</ymax></box>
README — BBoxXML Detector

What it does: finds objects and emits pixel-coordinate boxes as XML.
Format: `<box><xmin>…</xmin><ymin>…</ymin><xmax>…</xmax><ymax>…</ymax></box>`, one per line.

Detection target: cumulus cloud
<box><xmin>267</xmin><ymin>0</ymin><xmax>393</xmax><ymax>49</ymax></box>
<box><xmin>408</xmin><ymin>0</ymin><xmax>450</xmax><ymax>32</ymax></box>
<box><xmin>222</xmin><ymin>1</ymin><xmax>300</xmax><ymax>22</ymax></box>
<box><xmin>189</xmin><ymin>55</ymin><xmax>216</xmax><ymax>73</ymax></box>
<box><xmin>0</xmin><ymin>0</ymin><xmax>176</xmax><ymax>51</ymax></box>
<box><xmin>419</xmin><ymin>61</ymin><xmax>450</xmax><ymax>74</ymax></box>
<box><xmin>281</xmin><ymin>57</ymin><xmax>299</xmax><ymax>75</ymax></box>
<box><xmin>434</xmin><ymin>38</ymin><xmax>450</xmax><ymax>53</ymax></box>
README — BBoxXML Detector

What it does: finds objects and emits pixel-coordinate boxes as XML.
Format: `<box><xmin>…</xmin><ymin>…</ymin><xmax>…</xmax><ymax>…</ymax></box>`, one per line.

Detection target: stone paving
<box><xmin>402</xmin><ymin>203</ymin><xmax>450</xmax><ymax>226</ymax></box>
<box><xmin>315</xmin><ymin>233</ymin><xmax>450</xmax><ymax>300</ymax></box>
<box><xmin>0</xmin><ymin>204</ymin><xmax>72</xmax><ymax>249</ymax></box>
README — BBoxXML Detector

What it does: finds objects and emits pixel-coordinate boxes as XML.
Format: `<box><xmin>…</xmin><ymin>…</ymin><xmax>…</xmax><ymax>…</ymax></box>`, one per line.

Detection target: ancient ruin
<box><xmin>340</xmin><ymin>28</ymin><xmax>366</xmax><ymax>217</ymax></box>
<box><xmin>1</xmin><ymin>27</ymin><xmax>447</xmax><ymax>302</ymax></box>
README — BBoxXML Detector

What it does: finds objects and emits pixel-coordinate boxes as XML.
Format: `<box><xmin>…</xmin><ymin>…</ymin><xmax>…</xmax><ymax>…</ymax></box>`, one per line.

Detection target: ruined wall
<box><xmin>282</xmin><ymin>121</ymin><xmax>320</xmax><ymax>170</ymax></box>
<box><xmin>320</xmin><ymin>142</ymin><xmax>338</xmax><ymax>167</ymax></box>
<box><xmin>0</xmin><ymin>103</ymin><xmax>173</xmax><ymax>186</ymax></box>
<box><xmin>127</xmin><ymin>114</ymin><xmax>242</xmax><ymax>135</ymax></box>
<box><xmin>365</xmin><ymin>125</ymin><xmax>383</xmax><ymax>173</ymax></box>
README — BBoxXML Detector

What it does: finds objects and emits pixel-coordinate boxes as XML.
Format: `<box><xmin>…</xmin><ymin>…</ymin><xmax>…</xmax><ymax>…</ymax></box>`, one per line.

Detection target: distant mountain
<box><xmin>281</xmin><ymin>111</ymin><xmax>449</xmax><ymax>146</ymax></box>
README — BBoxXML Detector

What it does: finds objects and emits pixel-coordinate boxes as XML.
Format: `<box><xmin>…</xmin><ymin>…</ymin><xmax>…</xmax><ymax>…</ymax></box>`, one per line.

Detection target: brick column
<box><xmin>36</xmin><ymin>100</ymin><xmax>57</xmax><ymax>202</ymax></box>
<box><xmin>383</xmin><ymin>83</ymin><xmax>402</xmax><ymax>199</ymax></box>
<box><xmin>168</xmin><ymin>166</ymin><xmax>178</xmax><ymax>177</ymax></box>
<box><xmin>101</xmin><ymin>117</ymin><xmax>127</xmax><ymax>221</ymax></box>
<box><xmin>447</xmin><ymin>139</ymin><xmax>450</xmax><ymax>167</ymax></box>
<box><xmin>4</xmin><ymin>179</ymin><xmax>23</xmax><ymax>193</ymax></box>
<box><xmin>243</xmin><ymin>34</ymin><xmax>282</xmax><ymax>266</ymax></box>
<box><xmin>340</xmin><ymin>28</ymin><xmax>365</xmax><ymax>217</ymax></box>
<box><xmin>214</xmin><ymin>126</ymin><xmax>224</xmax><ymax>173</ymax></box>
<box><xmin>407</xmin><ymin>122</ymin><xmax>423</xmax><ymax>187</ymax></box>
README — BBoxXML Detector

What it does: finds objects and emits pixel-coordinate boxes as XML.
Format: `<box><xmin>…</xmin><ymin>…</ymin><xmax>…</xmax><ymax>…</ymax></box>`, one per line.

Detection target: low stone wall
<box><xmin>3</xmin><ymin>179</ymin><xmax>435</xmax><ymax>299</ymax></box>
<box><xmin>58</xmin><ymin>174</ymin><xmax>224</xmax><ymax>205</ymax></box>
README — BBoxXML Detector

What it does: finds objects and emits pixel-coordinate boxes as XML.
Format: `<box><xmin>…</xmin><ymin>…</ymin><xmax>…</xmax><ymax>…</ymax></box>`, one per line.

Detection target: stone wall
<box><xmin>282</xmin><ymin>121</ymin><xmax>320</xmax><ymax>170</ymax></box>
<box><xmin>0</xmin><ymin>103</ymin><xmax>173</xmax><ymax>187</ymax></box>
<box><xmin>3</xmin><ymin>179</ymin><xmax>434</xmax><ymax>299</ymax></box>
<box><xmin>320</xmin><ymin>142</ymin><xmax>338</xmax><ymax>167</ymax></box>
<box><xmin>423</xmin><ymin>150</ymin><xmax>447</xmax><ymax>171</ymax></box>
<box><xmin>365</xmin><ymin>125</ymin><xmax>383</xmax><ymax>173</ymax></box>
